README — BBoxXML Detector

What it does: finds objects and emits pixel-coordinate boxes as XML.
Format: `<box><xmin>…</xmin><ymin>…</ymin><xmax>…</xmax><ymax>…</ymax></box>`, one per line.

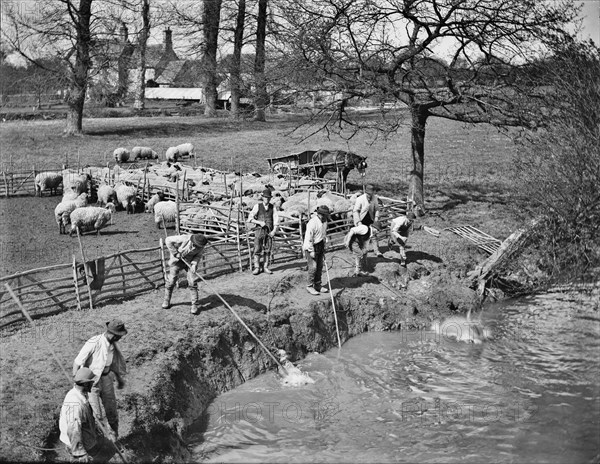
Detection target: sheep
<box><xmin>62</xmin><ymin>191</ymin><xmax>79</xmax><ymax>201</ymax></box>
<box><xmin>132</xmin><ymin>146</ymin><xmax>158</xmax><ymax>160</ymax></box>
<box><xmin>54</xmin><ymin>192</ymin><xmax>88</xmax><ymax>234</ymax></box>
<box><xmin>154</xmin><ymin>200</ymin><xmax>177</xmax><ymax>228</ymax></box>
<box><xmin>175</xmin><ymin>143</ymin><xmax>194</xmax><ymax>158</ymax></box>
<box><xmin>165</xmin><ymin>146</ymin><xmax>179</xmax><ymax>163</ymax></box>
<box><xmin>113</xmin><ymin>147</ymin><xmax>130</xmax><ymax>164</ymax></box>
<box><xmin>69</xmin><ymin>203</ymin><xmax>116</xmax><ymax>237</ymax></box>
<box><xmin>97</xmin><ymin>184</ymin><xmax>117</xmax><ymax>207</ymax></box>
<box><xmin>115</xmin><ymin>183</ymin><xmax>138</xmax><ymax>214</ymax></box>
<box><xmin>35</xmin><ymin>172</ymin><xmax>63</xmax><ymax>197</ymax></box>
<box><xmin>63</xmin><ymin>173</ymin><xmax>91</xmax><ymax>195</ymax></box>
<box><xmin>145</xmin><ymin>191</ymin><xmax>165</xmax><ymax>213</ymax></box>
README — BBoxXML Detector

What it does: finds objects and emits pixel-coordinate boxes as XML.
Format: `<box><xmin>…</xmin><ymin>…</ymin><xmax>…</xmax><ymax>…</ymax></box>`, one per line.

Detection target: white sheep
<box><xmin>145</xmin><ymin>191</ymin><xmax>165</xmax><ymax>213</ymax></box>
<box><xmin>97</xmin><ymin>184</ymin><xmax>117</xmax><ymax>207</ymax></box>
<box><xmin>175</xmin><ymin>143</ymin><xmax>194</xmax><ymax>158</ymax></box>
<box><xmin>115</xmin><ymin>183</ymin><xmax>138</xmax><ymax>214</ymax></box>
<box><xmin>35</xmin><ymin>172</ymin><xmax>63</xmax><ymax>197</ymax></box>
<box><xmin>54</xmin><ymin>193</ymin><xmax>88</xmax><ymax>234</ymax></box>
<box><xmin>62</xmin><ymin>191</ymin><xmax>79</xmax><ymax>201</ymax></box>
<box><xmin>113</xmin><ymin>147</ymin><xmax>130</xmax><ymax>164</ymax></box>
<box><xmin>132</xmin><ymin>146</ymin><xmax>158</xmax><ymax>160</ymax></box>
<box><xmin>165</xmin><ymin>146</ymin><xmax>179</xmax><ymax>162</ymax></box>
<box><xmin>154</xmin><ymin>200</ymin><xmax>177</xmax><ymax>228</ymax></box>
<box><xmin>63</xmin><ymin>173</ymin><xmax>91</xmax><ymax>195</ymax></box>
<box><xmin>69</xmin><ymin>203</ymin><xmax>116</xmax><ymax>236</ymax></box>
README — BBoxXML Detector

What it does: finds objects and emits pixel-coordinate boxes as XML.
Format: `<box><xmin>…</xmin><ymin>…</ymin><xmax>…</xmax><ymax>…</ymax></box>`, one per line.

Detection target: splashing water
<box><xmin>431</xmin><ymin>315</ymin><xmax>492</xmax><ymax>344</ymax></box>
<box><xmin>278</xmin><ymin>350</ymin><xmax>315</xmax><ymax>386</ymax></box>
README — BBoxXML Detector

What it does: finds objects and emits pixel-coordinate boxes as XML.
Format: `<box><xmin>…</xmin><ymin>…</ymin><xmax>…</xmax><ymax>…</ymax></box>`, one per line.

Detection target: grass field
<box><xmin>0</xmin><ymin>110</ymin><xmax>517</xmax><ymax>198</ymax></box>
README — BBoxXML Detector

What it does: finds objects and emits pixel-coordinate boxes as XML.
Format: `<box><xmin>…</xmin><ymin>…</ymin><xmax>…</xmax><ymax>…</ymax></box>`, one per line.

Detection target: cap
<box><xmin>106</xmin><ymin>319</ymin><xmax>128</xmax><ymax>337</ymax></box>
<box><xmin>365</xmin><ymin>184</ymin><xmax>374</xmax><ymax>194</ymax></box>
<box><xmin>191</xmin><ymin>234</ymin><xmax>208</xmax><ymax>248</ymax></box>
<box><xmin>407</xmin><ymin>211</ymin><xmax>416</xmax><ymax>220</ymax></box>
<box><xmin>316</xmin><ymin>205</ymin><xmax>331</xmax><ymax>216</ymax></box>
<box><xmin>74</xmin><ymin>367</ymin><xmax>96</xmax><ymax>384</ymax></box>
<box><xmin>353</xmin><ymin>224</ymin><xmax>369</xmax><ymax>235</ymax></box>
<box><xmin>262</xmin><ymin>189</ymin><xmax>272</xmax><ymax>198</ymax></box>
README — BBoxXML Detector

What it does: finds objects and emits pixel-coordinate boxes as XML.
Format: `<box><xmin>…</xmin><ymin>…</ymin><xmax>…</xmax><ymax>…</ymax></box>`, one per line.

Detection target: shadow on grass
<box><xmin>428</xmin><ymin>182</ymin><xmax>513</xmax><ymax>212</ymax></box>
<box><xmin>407</xmin><ymin>250</ymin><xmax>443</xmax><ymax>264</ymax></box>
<box><xmin>190</xmin><ymin>292</ymin><xmax>267</xmax><ymax>314</ymax></box>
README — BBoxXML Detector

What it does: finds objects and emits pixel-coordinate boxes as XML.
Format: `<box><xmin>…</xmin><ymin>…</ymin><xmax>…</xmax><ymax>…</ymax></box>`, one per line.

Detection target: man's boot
<box><xmin>189</xmin><ymin>286</ymin><xmax>200</xmax><ymax>314</ymax></box>
<box><xmin>252</xmin><ymin>255</ymin><xmax>261</xmax><ymax>275</ymax></box>
<box><xmin>263</xmin><ymin>254</ymin><xmax>273</xmax><ymax>274</ymax></box>
<box><xmin>161</xmin><ymin>284</ymin><xmax>174</xmax><ymax>309</ymax></box>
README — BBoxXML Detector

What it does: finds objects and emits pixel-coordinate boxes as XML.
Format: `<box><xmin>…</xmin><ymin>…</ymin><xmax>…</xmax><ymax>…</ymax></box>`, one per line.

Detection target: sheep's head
<box><xmin>105</xmin><ymin>202</ymin><xmax>117</xmax><ymax>214</ymax></box>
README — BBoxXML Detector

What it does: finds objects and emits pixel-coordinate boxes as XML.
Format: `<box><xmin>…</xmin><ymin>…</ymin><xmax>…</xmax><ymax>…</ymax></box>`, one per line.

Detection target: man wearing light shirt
<box><xmin>302</xmin><ymin>205</ymin><xmax>331</xmax><ymax>295</ymax></box>
<box><xmin>352</xmin><ymin>184</ymin><xmax>382</xmax><ymax>257</ymax></box>
<box><xmin>389</xmin><ymin>211</ymin><xmax>415</xmax><ymax>266</ymax></box>
<box><xmin>72</xmin><ymin>320</ymin><xmax>128</xmax><ymax>441</ymax></box>
<box><xmin>60</xmin><ymin>367</ymin><xmax>115</xmax><ymax>462</ymax></box>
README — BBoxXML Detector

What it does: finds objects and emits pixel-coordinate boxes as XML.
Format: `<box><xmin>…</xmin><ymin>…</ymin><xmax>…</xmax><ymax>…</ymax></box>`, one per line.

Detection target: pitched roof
<box><xmin>156</xmin><ymin>60</ymin><xmax>186</xmax><ymax>84</ymax></box>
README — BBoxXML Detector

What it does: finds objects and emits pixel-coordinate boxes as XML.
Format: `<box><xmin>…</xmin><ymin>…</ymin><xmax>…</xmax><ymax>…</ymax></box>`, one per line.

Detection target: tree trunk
<box><xmin>64</xmin><ymin>0</ymin><xmax>93</xmax><ymax>135</ymax></box>
<box><xmin>134</xmin><ymin>0</ymin><xmax>150</xmax><ymax>111</ymax></box>
<box><xmin>230</xmin><ymin>0</ymin><xmax>246</xmax><ymax>119</ymax></box>
<box><xmin>408</xmin><ymin>105</ymin><xmax>428</xmax><ymax>209</ymax></box>
<box><xmin>202</xmin><ymin>0</ymin><xmax>222</xmax><ymax>117</ymax></box>
<box><xmin>253</xmin><ymin>0</ymin><xmax>267</xmax><ymax>122</ymax></box>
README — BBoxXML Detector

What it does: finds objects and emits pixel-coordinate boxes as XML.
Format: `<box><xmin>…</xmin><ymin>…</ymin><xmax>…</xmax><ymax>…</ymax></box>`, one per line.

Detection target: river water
<box><xmin>188</xmin><ymin>290</ymin><xmax>600</xmax><ymax>463</ymax></box>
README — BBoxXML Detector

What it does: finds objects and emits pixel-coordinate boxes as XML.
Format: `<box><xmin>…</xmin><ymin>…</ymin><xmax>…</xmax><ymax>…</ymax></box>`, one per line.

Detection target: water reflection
<box><xmin>189</xmin><ymin>290</ymin><xmax>600</xmax><ymax>463</ymax></box>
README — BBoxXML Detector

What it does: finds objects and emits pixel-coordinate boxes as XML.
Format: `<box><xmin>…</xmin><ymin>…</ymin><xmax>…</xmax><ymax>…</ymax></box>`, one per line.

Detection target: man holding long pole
<box><xmin>303</xmin><ymin>205</ymin><xmax>331</xmax><ymax>295</ymax></box>
<box><xmin>162</xmin><ymin>233</ymin><xmax>208</xmax><ymax>314</ymax></box>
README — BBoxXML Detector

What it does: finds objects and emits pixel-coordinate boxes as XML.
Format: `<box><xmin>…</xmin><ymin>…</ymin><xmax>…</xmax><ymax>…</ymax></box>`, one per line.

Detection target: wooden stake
<box><xmin>324</xmin><ymin>261</ymin><xmax>342</xmax><ymax>348</ymax></box>
<box><xmin>235</xmin><ymin>206</ymin><xmax>243</xmax><ymax>272</ymax></box>
<box><xmin>175</xmin><ymin>178</ymin><xmax>180</xmax><ymax>235</ymax></box>
<box><xmin>76</xmin><ymin>228</ymin><xmax>94</xmax><ymax>310</ymax></box>
<box><xmin>72</xmin><ymin>254</ymin><xmax>82</xmax><ymax>311</ymax></box>
<box><xmin>118</xmin><ymin>255</ymin><xmax>126</xmax><ymax>296</ymax></box>
<box><xmin>159</xmin><ymin>238</ymin><xmax>167</xmax><ymax>285</ymax></box>
<box><xmin>142</xmin><ymin>161</ymin><xmax>148</xmax><ymax>203</ymax></box>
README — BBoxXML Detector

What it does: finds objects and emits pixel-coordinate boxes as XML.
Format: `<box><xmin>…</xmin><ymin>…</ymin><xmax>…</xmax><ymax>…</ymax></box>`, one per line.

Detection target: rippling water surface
<box><xmin>189</xmin><ymin>291</ymin><xmax>600</xmax><ymax>463</ymax></box>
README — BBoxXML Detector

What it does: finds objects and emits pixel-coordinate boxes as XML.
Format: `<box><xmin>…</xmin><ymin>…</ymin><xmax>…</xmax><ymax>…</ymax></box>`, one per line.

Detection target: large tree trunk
<box><xmin>133</xmin><ymin>0</ymin><xmax>150</xmax><ymax>111</ymax></box>
<box><xmin>408</xmin><ymin>105</ymin><xmax>428</xmax><ymax>209</ymax></box>
<box><xmin>64</xmin><ymin>0</ymin><xmax>93</xmax><ymax>135</ymax></box>
<box><xmin>229</xmin><ymin>0</ymin><xmax>246</xmax><ymax>118</ymax></box>
<box><xmin>202</xmin><ymin>0</ymin><xmax>222</xmax><ymax>117</ymax></box>
<box><xmin>253</xmin><ymin>0</ymin><xmax>267</xmax><ymax>122</ymax></box>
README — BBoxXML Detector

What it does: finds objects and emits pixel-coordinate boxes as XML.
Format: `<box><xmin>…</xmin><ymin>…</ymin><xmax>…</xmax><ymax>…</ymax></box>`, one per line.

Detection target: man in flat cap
<box><xmin>353</xmin><ymin>184</ymin><xmax>382</xmax><ymax>257</ymax></box>
<box><xmin>248</xmin><ymin>188</ymin><xmax>280</xmax><ymax>275</ymax></box>
<box><xmin>303</xmin><ymin>205</ymin><xmax>331</xmax><ymax>295</ymax></box>
<box><xmin>163</xmin><ymin>233</ymin><xmax>209</xmax><ymax>314</ymax></box>
<box><xmin>60</xmin><ymin>367</ymin><xmax>115</xmax><ymax>462</ymax></box>
<box><xmin>72</xmin><ymin>320</ymin><xmax>128</xmax><ymax>442</ymax></box>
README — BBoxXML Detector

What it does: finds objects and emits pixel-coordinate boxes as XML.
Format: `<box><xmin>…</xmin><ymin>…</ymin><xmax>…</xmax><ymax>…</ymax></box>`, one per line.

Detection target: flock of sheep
<box><xmin>33</xmin><ymin>142</ymin><xmax>367</xmax><ymax>239</ymax></box>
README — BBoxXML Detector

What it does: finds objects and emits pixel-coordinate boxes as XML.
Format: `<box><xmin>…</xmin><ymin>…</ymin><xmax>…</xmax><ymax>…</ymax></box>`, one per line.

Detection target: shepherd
<box><xmin>248</xmin><ymin>189</ymin><xmax>280</xmax><ymax>275</ymax></box>
<box><xmin>389</xmin><ymin>211</ymin><xmax>416</xmax><ymax>266</ymax></box>
<box><xmin>59</xmin><ymin>367</ymin><xmax>116</xmax><ymax>463</ymax></box>
<box><xmin>72</xmin><ymin>319</ymin><xmax>128</xmax><ymax>442</ymax></box>
<box><xmin>162</xmin><ymin>233</ymin><xmax>209</xmax><ymax>314</ymax></box>
<box><xmin>303</xmin><ymin>205</ymin><xmax>331</xmax><ymax>295</ymax></box>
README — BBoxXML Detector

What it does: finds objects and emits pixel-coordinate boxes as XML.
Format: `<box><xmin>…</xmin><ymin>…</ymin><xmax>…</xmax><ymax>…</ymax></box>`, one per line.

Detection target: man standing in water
<box><xmin>303</xmin><ymin>205</ymin><xmax>331</xmax><ymax>295</ymax></box>
<box><xmin>72</xmin><ymin>319</ymin><xmax>128</xmax><ymax>441</ymax></box>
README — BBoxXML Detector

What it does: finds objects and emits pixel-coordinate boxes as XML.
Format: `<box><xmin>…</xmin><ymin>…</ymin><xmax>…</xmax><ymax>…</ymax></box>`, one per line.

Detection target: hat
<box><xmin>191</xmin><ymin>234</ymin><xmax>208</xmax><ymax>248</ymax></box>
<box><xmin>261</xmin><ymin>189</ymin><xmax>272</xmax><ymax>198</ymax></box>
<box><xmin>365</xmin><ymin>184</ymin><xmax>375</xmax><ymax>194</ymax></box>
<box><xmin>74</xmin><ymin>367</ymin><xmax>96</xmax><ymax>384</ymax></box>
<box><xmin>106</xmin><ymin>319</ymin><xmax>128</xmax><ymax>337</ymax></box>
<box><xmin>353</xmin><ymin>224</ymin><xmax>369</xmax><ymax>235</ymax></box>
<box><xmin>407</xmin><ymin>211</ymin><xmax>416</xmax><ymax>220</ymax></box>
<box><xmin>316</xmin><ymin>205</ymin><xmax>331</xmax><ymax>217</ymax></box>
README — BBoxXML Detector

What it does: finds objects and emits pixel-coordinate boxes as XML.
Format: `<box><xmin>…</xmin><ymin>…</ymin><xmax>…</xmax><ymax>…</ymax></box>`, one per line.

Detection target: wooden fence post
<box><xmin>235</xmin><ymin>206</ymin><xmax>243</xmax><ymax>272</ymax></box>
<box><xmin>175</xmin><ymin>178</ymin><xmax>181</xmax><ymax>235</ymax></box>
<box><xmin>72</xmin><ymin>255</ymin><xmax>82</xmax><ymax>310</ymax></box>
<box><xmin>159</xmin><ymin>238</ymin><xmax>167</xmax><ymax>285</ymax></box>
<box><xmin>76</xmin><ymin>229</ymin><xmax>94</xmax><ymax>310</ymax></box>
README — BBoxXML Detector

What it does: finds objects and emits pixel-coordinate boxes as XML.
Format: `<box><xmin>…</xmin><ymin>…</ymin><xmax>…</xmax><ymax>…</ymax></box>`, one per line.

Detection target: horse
<box><xmin>308</xmin><ymin>149</ymin><xmax>368</xmax><ymax>192</ymax></box>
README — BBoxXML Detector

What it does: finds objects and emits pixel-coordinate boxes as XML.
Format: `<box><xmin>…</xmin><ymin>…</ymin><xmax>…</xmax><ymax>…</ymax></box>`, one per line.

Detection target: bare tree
<box><xmin>230</xmin><ymin>0</ymin><xmax>247</xmax><ymax>118</ymax></box>
<box><xmin>201</xmin><ymin>0</ymin><xmax>223</xmax><ymax>116</ymax></box>
<box><xmin>133</xmin><ymin>0</ymin><xmax>151</xmax><ymax>110</ymax></box>
<box><xmin>275</xmin><ymin>0</ymin><xmax>578</xmax><ymax>207</ymax></box>
<box><xmin>253</xmin><ymin>0</ymin><xmax>268</xmax><ymax>121</ymax></box>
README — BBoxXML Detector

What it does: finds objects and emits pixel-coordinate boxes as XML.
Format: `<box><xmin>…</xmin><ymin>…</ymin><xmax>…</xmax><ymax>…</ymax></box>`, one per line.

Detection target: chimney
<box><xmin>119</xmin><ymin>23</ymin><xmax>128</xmax><ymax>43</ymax></box>
<box><xmin>164</xmin><ymin>28</ymin><xmax>173</xmax><ymax>53</ymax></box>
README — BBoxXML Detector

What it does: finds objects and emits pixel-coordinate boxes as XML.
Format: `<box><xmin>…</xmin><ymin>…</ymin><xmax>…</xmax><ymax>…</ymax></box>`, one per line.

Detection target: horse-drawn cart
<box><xmin>267</xmin><ymin>149</ymin><xmax>367</xmax><ymax>193</ymax></box>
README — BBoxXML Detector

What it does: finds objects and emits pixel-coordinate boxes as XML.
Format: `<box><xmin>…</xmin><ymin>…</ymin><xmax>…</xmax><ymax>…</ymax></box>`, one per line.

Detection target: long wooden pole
<box><xmin>4</xmin><ymin>283</ymin><xmax>129</xmax><ymax>464</ymax></box>
<box><xmin>72</xmin><ymin>255</ymin><xmax>82</xmax><ymax>311</ymax></box>
<box><xmin>159</xmin><ymin>238</ymin><xmax>167</xmax><ymax>285</ymax></box>
<box><xmin>324</xmin><ymin>261</ymin><xmax>342</xmax><ymax>348</ymax></box>
<box><xmin>76</xmin><ymin>228</ymin><xmax>94</xmax><ymax>310</ymax></box>
<box><xmin>180</xmin><ymin>258</ymin><xmax>288</xmax><ymax>377</ymax></box>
